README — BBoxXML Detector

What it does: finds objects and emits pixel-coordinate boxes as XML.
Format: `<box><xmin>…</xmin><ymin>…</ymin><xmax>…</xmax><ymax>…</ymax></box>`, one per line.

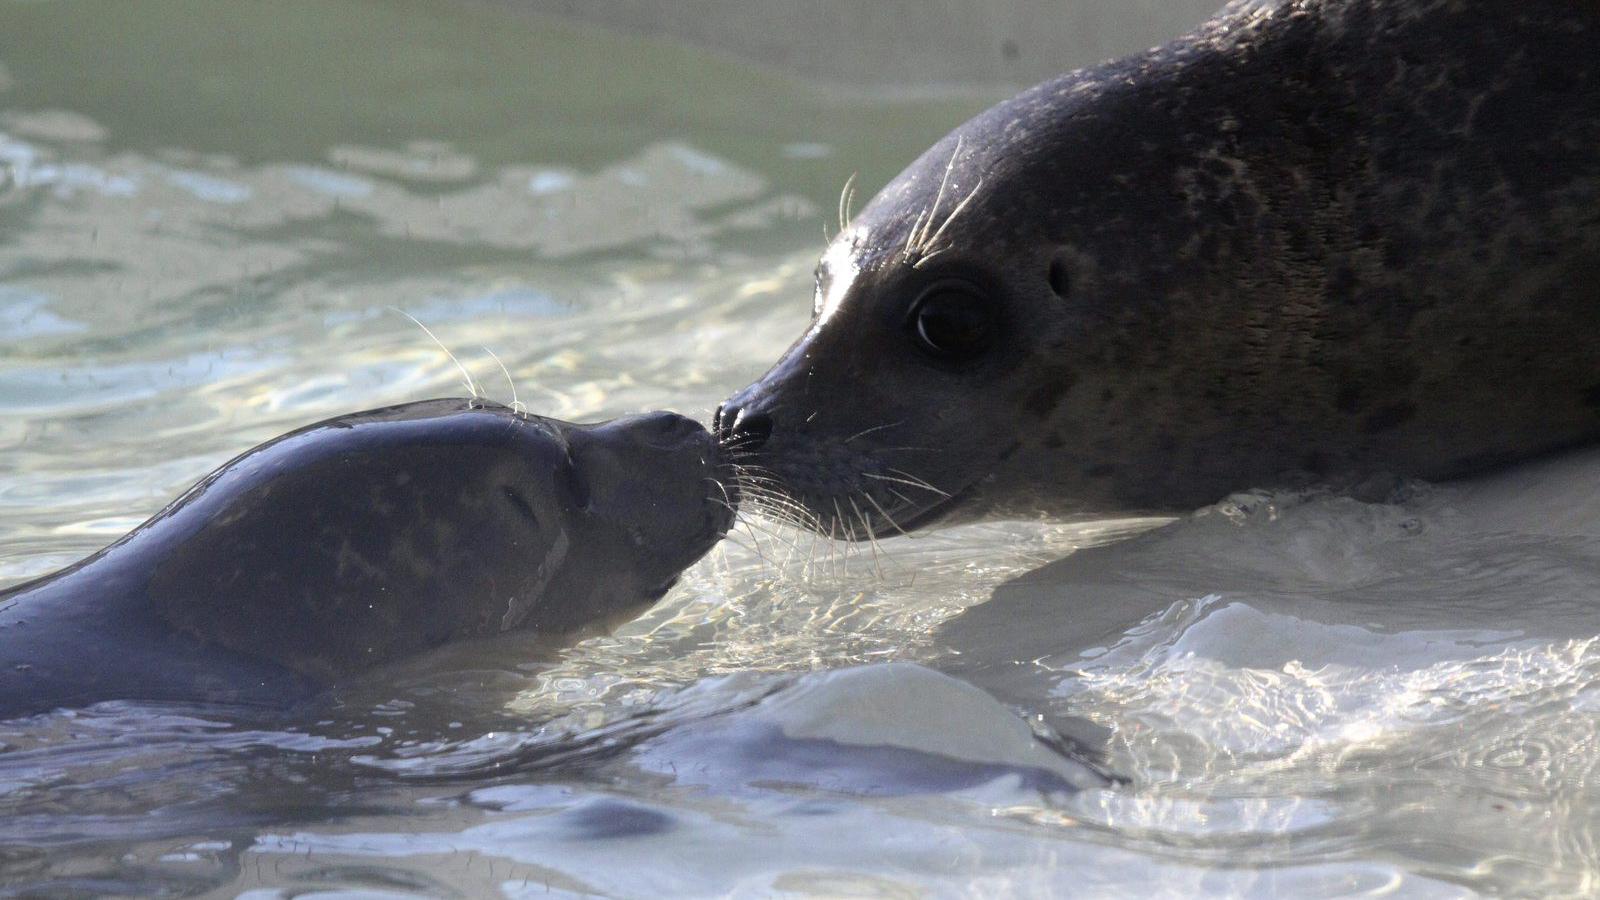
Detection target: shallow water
<box><xmin>3</xmin><ymin>2</ymin><xmax>1600</xmax><ymax>897</ymax></box>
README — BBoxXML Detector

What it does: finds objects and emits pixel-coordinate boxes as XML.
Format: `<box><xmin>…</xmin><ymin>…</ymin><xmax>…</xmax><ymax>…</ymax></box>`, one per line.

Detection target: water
<box><xmin>3</xmin><ymin>2</ymin><xmax>1599</xmax><ymax>897</ymax></box>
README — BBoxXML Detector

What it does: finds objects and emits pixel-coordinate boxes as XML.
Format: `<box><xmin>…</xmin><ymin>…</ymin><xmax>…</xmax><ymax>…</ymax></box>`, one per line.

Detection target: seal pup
<box><xmin>716</xmin><ymin>0</ymin><xmax>1600</xmax><ymax>534</ymax></box>
<box><xmin>0</xmin><ymin>400</ymin><xmax>733</xmax><ymax>718</ymax></box>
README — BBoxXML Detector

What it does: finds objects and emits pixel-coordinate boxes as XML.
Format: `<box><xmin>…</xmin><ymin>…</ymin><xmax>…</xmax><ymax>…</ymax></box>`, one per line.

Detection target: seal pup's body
<box><xmin>719</xmin><ymin>0</ymin><xmax>1600</xmax><ymax>531</ymax></box>
<box><xmin>0</xmin><ymin>400</ymin><xmax>732</xmax><ymax>718</ymax></box>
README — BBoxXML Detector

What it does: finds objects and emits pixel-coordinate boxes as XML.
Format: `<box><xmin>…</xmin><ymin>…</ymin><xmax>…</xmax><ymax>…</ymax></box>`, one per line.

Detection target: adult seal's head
<box><xmin>719</xmin><ymin>0</ymin><xmax>1600</xmax><ymax>535</ymax></box>
<box><xmin>0</xmin><ymin>400</ymin><xmax>733</xmax><ymax>718</ymax></box>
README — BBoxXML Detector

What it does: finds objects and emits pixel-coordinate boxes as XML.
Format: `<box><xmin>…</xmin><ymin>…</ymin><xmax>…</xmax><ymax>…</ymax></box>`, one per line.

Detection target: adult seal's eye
<box><xmin>907</xmin><ymin>283</ymin><xmax>995</xmax><ymax>362</ymax></box>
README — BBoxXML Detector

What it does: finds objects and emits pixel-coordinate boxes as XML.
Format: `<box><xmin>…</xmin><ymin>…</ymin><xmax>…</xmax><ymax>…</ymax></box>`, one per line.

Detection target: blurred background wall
<box><xmin>489</xmin><ymin>0</ymin><xmax>1223</xmax><ymax>90</ymax></box>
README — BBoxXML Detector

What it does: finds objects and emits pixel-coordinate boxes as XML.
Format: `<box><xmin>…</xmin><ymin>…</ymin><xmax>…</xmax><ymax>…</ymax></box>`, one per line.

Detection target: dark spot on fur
<box><xmin>1584</xmin><ymin>383</ymin><xmax>1600</xmax><ymax>409</ymax></box>
<box><xmin>1021</xmin><ymin>369</ymin><xmax>1077</xmax><ymax>417</ymax></box>
<box><xmin>1042</xmin><ymin>433</ymin><xmax>1066</xmax><ymax>449</ymax></box>
<box><xmin>1362</xmin><ymin>401</ymin><xmax>1416</xmax><ymax>434</ymax></box>
<box><xmin>1084</xmin><ymin>463</ymin><xmax>1117</xmax><ymax>479</ymax></box>
<box><xmin>1156</xmin><ymin>433</ymin><xmax>1178</xmax><ymax>452</ymax></box>
<box><xmin>1301</xmin><ymin>451</ymin><xmax>1333</xmax><ymax>474</ymax></box>
<box><xmin>1535</xmin><ymin>64</ymin><xmax>1578</xmax><ymax>94</ymax></box>
<box><xmin>996</xmin><ymin>440</ymin><xmax>1023</xmax><ymax>462</ymax></box>
<box><xmin>1335</xmin><ymin>383</ymin><xmax>1362</xmax><ymax>413</ymax></box>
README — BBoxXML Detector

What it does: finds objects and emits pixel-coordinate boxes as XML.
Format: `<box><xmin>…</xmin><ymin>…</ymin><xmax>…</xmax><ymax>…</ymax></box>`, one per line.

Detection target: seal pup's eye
<box><xmin>906</xmin><ymin>282</ymin><xmax>995</xmax><ymax>362</ymax></box>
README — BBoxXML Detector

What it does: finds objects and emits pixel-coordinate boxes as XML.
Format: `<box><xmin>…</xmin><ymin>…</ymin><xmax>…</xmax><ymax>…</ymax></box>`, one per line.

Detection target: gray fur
<box><xmin>0</xmin><ymin>401</ymin><xmax>731</xmax><ymax>717</ymax></box>
<box><xmin>721</xmin><ymin>0</ymin><xmax>1600</xmax><ymax>532</ymax></box>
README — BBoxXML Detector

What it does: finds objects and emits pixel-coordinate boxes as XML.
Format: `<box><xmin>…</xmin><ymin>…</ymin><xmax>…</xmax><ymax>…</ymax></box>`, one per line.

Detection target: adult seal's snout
<box><xmin>723</xmin><ymin>0</ymin><xmax>1600</xmax><ymax>535</ymax></box>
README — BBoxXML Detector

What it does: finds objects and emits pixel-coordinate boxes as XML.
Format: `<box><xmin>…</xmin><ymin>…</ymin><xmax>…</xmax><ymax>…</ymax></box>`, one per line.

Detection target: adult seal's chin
<box><xmin>720</xmin><ymin>0</ymin><xmax>1600</xmax><ymax>536</ymax></box>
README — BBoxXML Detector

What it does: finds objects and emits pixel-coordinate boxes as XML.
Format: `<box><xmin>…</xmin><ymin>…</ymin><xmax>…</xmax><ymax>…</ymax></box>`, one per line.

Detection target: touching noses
<box><xmin>713</xmin><ymin>396</ymin><xmax>773</xmax><ymax>452</ymax></box>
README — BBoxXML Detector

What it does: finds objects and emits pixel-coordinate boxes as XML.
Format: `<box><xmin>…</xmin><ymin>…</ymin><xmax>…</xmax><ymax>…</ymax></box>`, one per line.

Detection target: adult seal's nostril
<box><xmin>726</xmin><ymin>410</ymin><xmax>773</xmax><ymax>451</ymax></box>
<box><xmin>713</xmin><ymin>402</ymin><xmax>735</xmax><ymax>444</ymax></box>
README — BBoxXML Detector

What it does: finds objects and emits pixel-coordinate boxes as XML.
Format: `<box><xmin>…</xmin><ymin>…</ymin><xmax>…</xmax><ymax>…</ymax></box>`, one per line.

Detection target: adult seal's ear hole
<box><xmin>907</xmin><ymin>281</ymin><xmax>996</xmax><ymax>363</ymax></box>
<box><xmin>1047</xmin><ymin>257</ymin><xmax>1071</xmax><ymax>299</ymax></box>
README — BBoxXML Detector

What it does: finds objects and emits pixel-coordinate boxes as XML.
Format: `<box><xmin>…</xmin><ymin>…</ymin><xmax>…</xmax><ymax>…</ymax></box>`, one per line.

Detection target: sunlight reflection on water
<box><xmin>3</xmin><ymin>1</ymin><xmax>1600</xmax><ymax>896</ymax></box>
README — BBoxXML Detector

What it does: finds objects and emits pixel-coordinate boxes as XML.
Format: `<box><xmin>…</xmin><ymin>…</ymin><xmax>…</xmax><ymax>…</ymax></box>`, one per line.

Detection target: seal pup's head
<box><xmin>149</xmin><ymin>399</ymin><xmax>734</xmax><ymax>681</ymax></box>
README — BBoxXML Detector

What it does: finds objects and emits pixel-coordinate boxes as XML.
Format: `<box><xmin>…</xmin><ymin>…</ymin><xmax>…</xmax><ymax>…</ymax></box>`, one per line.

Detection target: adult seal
<box><xmin>717</xmin><ymin>0</ymin><xmax>1600</xmax><ymax>534</ymax></box>
<box><xmin>0</xmin><ymin>400</ymin><xmax>733</xmax><ymax>719</ymax></box>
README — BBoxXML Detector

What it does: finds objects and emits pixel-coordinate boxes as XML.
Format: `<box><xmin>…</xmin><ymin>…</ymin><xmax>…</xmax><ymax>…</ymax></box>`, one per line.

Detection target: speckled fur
<box><xmin>723</xmin><ymin>0</ymin><xmax>1600</xmax><ymax>532</ymax></box>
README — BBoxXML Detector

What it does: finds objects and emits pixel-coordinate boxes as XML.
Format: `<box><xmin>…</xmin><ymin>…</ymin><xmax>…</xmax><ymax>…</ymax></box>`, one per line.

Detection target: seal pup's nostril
<box><xmin>727</xmin><ymin>410</ymin><xmax>772</xmax><ymax>451</ymax></box>
<box><xmin>631</xmin><ymin>410</ymin><xmax>706</xmax><ymax>443</ymax></box>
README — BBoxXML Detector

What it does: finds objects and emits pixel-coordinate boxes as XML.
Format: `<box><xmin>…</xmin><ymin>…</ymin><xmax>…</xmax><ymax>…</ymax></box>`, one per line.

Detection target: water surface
<box><xmin>3</xmin><ymin>2</ymin><xmax>1599</xmax><ymax>897</ymax></box>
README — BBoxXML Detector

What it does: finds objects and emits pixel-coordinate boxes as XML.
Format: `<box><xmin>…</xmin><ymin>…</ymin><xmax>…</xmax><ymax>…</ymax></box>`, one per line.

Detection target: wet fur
<box><xmin>723</xmin><ymin>0</ymin><xmax>1600</xmax><ymax>533</ymax></box>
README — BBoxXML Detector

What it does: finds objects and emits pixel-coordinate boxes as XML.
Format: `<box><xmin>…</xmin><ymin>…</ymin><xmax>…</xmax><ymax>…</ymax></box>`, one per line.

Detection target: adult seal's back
<box><xmin>718</xmin><ymin>0</ymin><xmax>1600</xmax><ymax>534</ymax></box>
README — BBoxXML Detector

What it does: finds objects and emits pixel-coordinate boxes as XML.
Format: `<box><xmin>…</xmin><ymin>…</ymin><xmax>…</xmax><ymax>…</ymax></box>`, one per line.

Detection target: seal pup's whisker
<box><xmin>837</xmin><ymin>171</ymin><xmax>859</xmax><ymax>234</ymax></box>
<box><xmin>390</xmin><ymin>307</ymin><xmax>480</xmax><ymax>400</ymax></box>
<box><xmin>704</xmin><ymin>476</ymin><xmax>740</xmax><ymax>522</ymax></box>
<box><xmin>481</xmin><ymin>346</ymin><xmax>526</xmax><ymax>415</ymax></box>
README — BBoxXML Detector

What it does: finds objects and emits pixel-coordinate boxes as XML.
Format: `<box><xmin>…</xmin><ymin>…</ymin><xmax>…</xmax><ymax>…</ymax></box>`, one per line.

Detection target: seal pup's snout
<box><xmin>615</xmin><ymin>409</ymin><xmax>713</xmax><ymax>451</ymax></box>
<box><xmin>568</xmin><ymin>411</ymin><xmax>734</xmax><ymax>538</ymax></box>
